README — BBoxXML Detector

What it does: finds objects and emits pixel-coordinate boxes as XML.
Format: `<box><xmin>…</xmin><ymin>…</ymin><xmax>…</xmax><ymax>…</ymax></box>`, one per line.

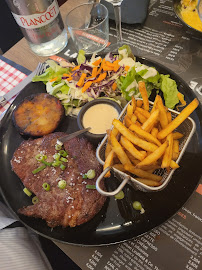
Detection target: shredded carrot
<box><xmin>114</xmin><ymin>62</ymin><xmax>120</xmax><ymax>72</ymax></box>
<box><xmin>97</xmin><ymin>66</ymin><xmax>102</xmax><ymax>75</ymax></box>
<box><xmin>91</xmin><ymin>67</ymin><xmax>98</xmax><ymax>78</ymax></box>
<box><xmin>63</xmin><ymin>73</ymin><xmax>70</xmax><ymax>77</ymax></box>
<box><xmin>92</xmin><ymin>58</ymin><xmax>102</xmax><ymax>66</ymax></box>
<box><xmin>97</xmin><ymin>58</ymin><xmax>105</xmax><ymax>75</ymax></box>
<box><xmin>82</xmin><ymin>81</ymin><xmax>93</xmax><ymax>93</ymax></box>
<box><xmin>66</xmin><ymin>77</ymin><xmax>73</xmax><ymax>81</ymax></box>
<box><xmin>49</xmin><ymin>77</ymin><xmax>58</xmax><ymax>82</ymax></box>
<box><xmin>101</xmin><ymin>58</ymin><xmax>106</xmax><ymax>67</ymax></box>
<box><xmin>113</xmin><ymin>60</ymin><xmax>120</xmax><ymax>65</ymax></box>
<box><xmin>72</xmin><ymin>65</ymin><xmax>80</xmax><ymax>71</ymax></box>
<box><xmin>125</xmin><ymin>66</ymin><xmax>130</xmax><ymax>71</ymax></box>
<box><xmin>112</xmin><ymin>82</ymin><xmax>117</xmax><ymax>91</ymax></box>
<box><xmin>105</xmin><ymin>61</ymin><xmax>115</xmax><ymax>68</ymax></box>
<box><xmin>95</xmin><ymin>72</ymin><xmax>107</xmax><ymax>83</ymax></box>
<box><xmin>77</xmin><ymin>73</ymin><xmax>87</xmax><ymax>87</ymax></box>
<box><xmin>103</xmin><ymin>65</ymin><xmax>114</xmax><ymax>71</ymax></box>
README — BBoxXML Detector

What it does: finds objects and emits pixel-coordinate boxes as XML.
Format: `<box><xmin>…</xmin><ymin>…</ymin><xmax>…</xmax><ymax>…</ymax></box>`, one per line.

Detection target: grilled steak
<box><xmin>11</xmin><ymin>132</ymin><xmax>106</xmax><ymax>228</ymax></box>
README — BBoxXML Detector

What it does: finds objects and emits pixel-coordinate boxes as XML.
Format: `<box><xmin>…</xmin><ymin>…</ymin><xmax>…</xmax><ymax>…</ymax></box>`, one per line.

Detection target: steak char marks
<box><xmin>11</xmin><ymin>132</ymin><xmax>106</xmax><ymax>228</ymax></box>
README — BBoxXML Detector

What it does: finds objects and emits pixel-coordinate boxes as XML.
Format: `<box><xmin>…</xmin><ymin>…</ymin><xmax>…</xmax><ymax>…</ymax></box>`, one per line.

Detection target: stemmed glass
<box><xmin>104</xmin><ymin>0</ymin><xmax>124</xmax><ymax>51</ymax></box>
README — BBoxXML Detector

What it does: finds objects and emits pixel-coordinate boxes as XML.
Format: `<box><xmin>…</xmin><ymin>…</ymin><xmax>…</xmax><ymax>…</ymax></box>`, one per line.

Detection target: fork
<box><xmin>35</xmin><ymin>62</ymin><xmax>49</xmax><ymax>76</ymax></box>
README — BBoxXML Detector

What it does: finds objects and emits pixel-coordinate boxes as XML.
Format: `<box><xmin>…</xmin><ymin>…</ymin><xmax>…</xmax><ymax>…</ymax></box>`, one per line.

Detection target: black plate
<box><xmin>173</xmin><ymin>0</ymin><xmax>202</xmax><ymax>36</ymax></box>
<box><xmin>0</xmin><ymin>56</ymin><xmax>202</xmax><ymax>246</ymax></box>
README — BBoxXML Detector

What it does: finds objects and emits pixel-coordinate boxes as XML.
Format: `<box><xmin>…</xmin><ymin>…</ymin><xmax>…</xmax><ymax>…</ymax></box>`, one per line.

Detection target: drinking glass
<box><xmin>66</xmin><ymin>3</ymin><xmax>109</xmax><ymax>54</ymax></box>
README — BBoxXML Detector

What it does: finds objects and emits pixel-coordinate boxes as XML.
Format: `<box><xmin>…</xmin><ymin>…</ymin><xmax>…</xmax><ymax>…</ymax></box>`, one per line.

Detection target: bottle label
<box><xmin>11</xmin><ymin>0</ymin><xmax>59</xmax><ymax>29</ymax></box>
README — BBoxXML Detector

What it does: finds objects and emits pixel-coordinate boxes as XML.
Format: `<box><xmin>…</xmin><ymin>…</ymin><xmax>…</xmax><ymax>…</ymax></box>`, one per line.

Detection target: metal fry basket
<box><xmin>96</xmin><ymin>99</ymin><xmax>196</xmax><ymax>195</ymax></box>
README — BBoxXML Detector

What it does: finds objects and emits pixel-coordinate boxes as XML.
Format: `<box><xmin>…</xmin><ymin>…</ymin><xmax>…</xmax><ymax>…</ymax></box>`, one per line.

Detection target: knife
<box><xmin>57</xmin><ymin>127</ymin><xmax>91</xmax><ymax>145</ymax></box>
<box><xmin>0</xmin><ymin>69</ymin><xmax>37</xmax><ymax>107</ymax></box>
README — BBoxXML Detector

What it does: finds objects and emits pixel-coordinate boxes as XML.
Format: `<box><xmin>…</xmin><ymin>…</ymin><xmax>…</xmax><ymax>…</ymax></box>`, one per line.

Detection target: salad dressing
<box><xmin>82</xmin><ymin>104</ymin><xmax>119</xmax><ymax>134</ymax></box>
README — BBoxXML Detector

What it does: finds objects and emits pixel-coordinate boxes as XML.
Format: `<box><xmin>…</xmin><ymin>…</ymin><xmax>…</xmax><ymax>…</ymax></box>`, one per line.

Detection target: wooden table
<box><xmin>3</xmin><ymin>0</ymin><xmax>85</xmax><ymax>71</ymax></box>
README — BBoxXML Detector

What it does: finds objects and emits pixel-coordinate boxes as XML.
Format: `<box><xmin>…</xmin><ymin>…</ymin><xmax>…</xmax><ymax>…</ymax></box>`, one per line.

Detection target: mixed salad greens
<box><xmin>32</xmin><ymin>45</ymin><xmax>185</xmax><ymax>115</ymax></box>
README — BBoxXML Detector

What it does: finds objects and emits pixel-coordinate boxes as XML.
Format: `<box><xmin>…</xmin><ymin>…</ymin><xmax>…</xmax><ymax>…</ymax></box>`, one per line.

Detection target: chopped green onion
<box><xmin>32</xmin><ymin>165</ymin><xmax>46</xmax><ymax>174</ymax></box>
<box><xmin>53</xmin><ymin>153</ymin><xmax>60</xmax><ymax>160</ymax></box>
<box><xmin>86</xmin><ymin>169</ymin><xmax>96</xmax><ymax>179</ymax></box>
<box><xmin>52</xmin><ymin>161</ymin><xmax>62</xmax><ymax>167</ymax></box>
<box><xmin>32</xmin><ymin>196</ymin><xmax>39</xmax><ymax>204</ymax></box>
<box><xmin>23</xmin><ymin>187</ymin><xmax>32</xmax><ymax>197</ymax></box>
<box><xmin>86</xmin><ymin>185</ymin><xmax>96</xmax><ymax>189</ymax></box>
<box><xmin>115</xmin><ymin>191</ymin><xmax>125</xmax><ymax>200</ymax></box>
<box><xmin>55</xmin><ymin>144</ymin><xmax>62</xmax><ymax>150</ymax></box>
<box><xmin>42</xmin><ymin>160</ymin><xmax>52</xmax><ymax>166</ymax></box>
<box><xmin>35</xmin><ymin>154</ymin><xmax>47</xmax><ymax>162</ymax></box>
<box><xmin>60</xmin><ymin>157</ymin><xmax>68</xmax><ymax>162</ymax></box>
<box><xmin>133</xmin><ymin>201</ymin><xmax>142</xmax><ymax>211</ymax></box>
<box><xmin>42</xmin><ymin>183</ymin><xmax>50</xmax><ymax>191</ymax></box>
<box><xmin>59</xmin><ymin>150</ymin><xmax>68</xmax><ymax>157</ymax></box>
<box><xmin>60</xmin><ymin>164</ymin><xmax>66</xmax><ymax>170</ymax></box>
<box><xmin>58</xmin><ymin>180</ymin><xmax>66</xmax><ymax>189</ymax></box>
<box><xmin>82</xmin><ymin>174</ymin><xmax>88</xmax><ymax>179</ymax></box>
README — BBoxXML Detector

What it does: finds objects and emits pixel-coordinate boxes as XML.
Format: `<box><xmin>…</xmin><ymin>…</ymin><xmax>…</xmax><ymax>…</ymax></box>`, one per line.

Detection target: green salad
<box><xmin>32</xmin><ymin>45</ymin><xmax>184</xmax><ymax>115</ymax></box>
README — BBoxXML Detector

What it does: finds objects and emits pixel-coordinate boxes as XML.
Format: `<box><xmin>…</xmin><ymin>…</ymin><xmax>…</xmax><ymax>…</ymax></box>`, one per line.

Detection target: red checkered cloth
<box><xmin>0</xmin><ymin>59</ymin><xmax>27</xmax><ymax>115</ymax></box>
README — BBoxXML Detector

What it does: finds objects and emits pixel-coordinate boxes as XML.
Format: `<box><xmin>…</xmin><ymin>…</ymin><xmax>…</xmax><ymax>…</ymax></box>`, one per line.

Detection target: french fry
<box><xmin>131</xmin><ymin>114</ymin><xmax>137</xmax><ymax>124</ymax></box>
<box><xmin>111</xmin><ymin>127</ymin><xmax>119</xmax><ymax>137</ymax></box>
<box><xmin>129</xmin><ymin>124</ymin><xmax>162</xmax><ymax>147</ymax></box>
<box><xmin>150</xmin><ymin>95</ymin><xmax>161</xmax><ymax>114</ymax></box>
<box><xmin>105</xmin><ymin>143</ymin><xmax>112</xmax><ymax>159</ymax></box>
<box><xmin>170</xmin><ymin>160</ymin><xmax>180</xmax><ymax>169</ymax></box>
<box><xmin>161</xmin><ymin>133</ymin><xmax>173</xmax><ymax>168</ymax></box>
<box><xmin>125</xmin><ymin>151</ymin><xmax>140</xmax><ymax>165</ymax></box>
<box><xmin>134</xmin><ymin>110</ymin><xmax>147</xmax><ymax>124</ymax></box>
<box><xmin>113</xmin><ymin>164</ymin><xmax>126</xmax><ymax>172</ymax></box>
<box><xmin>113</xmin><ymin>119</ymin><xmax>158</xmax><ymax>152</ymax></box>
<box><xmin>124</xmin><ymin>115</ymin><xmax>133</xmax><ymax>128</ymax></box>
<box><xmin>136</xmin><ymin>107</ymin><xmax>151</xmax><ymax>118</ymax></box>
<box><xmin>167</xmin><ymin>112</ymin><xmax>172</xmax><ymax>124</ymax></box>
<box><xmin>157</xmin><ymin>98</ymin><xmax>199</xmax><ymax>140</ymax></box>
<box><xmin>110</xmin><ymin>133</ymin><xmax>132</xmax><ymax>166</ymax></box>
<box><xmin>172</xmin><ymin>139</ymin><xmax>179</xmax><ymax>160</ymax></box>
<box><xmin>138</xmin><ymin>81</ymin><xmax>149</xmax><ymax>111</ymax></box>
<box><xmin>104</xmin><ymin>150</ymin><xmax>115</xmax><ymax>177</ymax></box>
<box><xmin>135</xmin><ymin>178</ymin><xmax>161</xmax><ymax>187</ymax></box>
<box><xmin>157</xmin><ymin>97</ymin><xmax>168</xmax><ymax>129</ymax></box>
<box><xmin>131</xmin><ymin>96</ymin><xmax>136</xmax><ymax>112</ymax></box>
<box><xmin>141</xmin><ymin>109</ymin><xmax>159</xmax><ymax>132</ymax></box>
<box><xmin>124</xmin><ymin>164</ymin><xmax>162</xmax><ymax>181</ymax></box>
<box><xmin>151</xmin><ymin>127</ymin><xmax>159</xmax><ymax>138</ymax></box>
<box><xmin>173</xmin><ymin>132</ymin><xmax>184</xmax><ymax>140</ymax></box>
<box><xmin>136</xmin><ymin>141</ymin><xmax>168</xmax><ymax>168</ymax></box>
<box><xmin>120</xmin><ymin>136</ymin><xmax>146</xmax><ymax>161</ymax></box>
<box><xmin>127</xmin><ymin>104</ymin><xmax>133</xmax><ymax>119</ymax></box>
<box><xmin>137</xmin><ymin>162</ymin><xmax>160</xmax><ymax>171</ymax></box>
<box><xmin>135</xmin><ymin>121</ymin><xmax>142</xmax><ymax>127</ymax></box>
<box><xmin>136</xmin><ymin>99</ymin><xmax>143</xmax><ymax>108</ymax></box>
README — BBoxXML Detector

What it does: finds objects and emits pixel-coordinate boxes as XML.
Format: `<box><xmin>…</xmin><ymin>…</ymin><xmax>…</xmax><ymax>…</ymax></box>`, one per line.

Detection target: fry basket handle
<box><xmin>96</xmin><ymin>167</ymin><xmax>130</xmax><ymax>196</ymax></box>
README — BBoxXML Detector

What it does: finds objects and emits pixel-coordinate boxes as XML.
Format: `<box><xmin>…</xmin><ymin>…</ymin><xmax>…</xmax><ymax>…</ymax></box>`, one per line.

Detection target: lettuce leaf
<box><xmin>120</xmin><ymin>68</ymin><xmax>136</xmax><ymax>90</ymax></box>
<box><xmin>32</xmin><ymin>67</ymin><xmax>55</xmax><ymax>82</ymax></box>
<box><xmin>77</xmin><ymin>50</ymin><xmax>86</xmax><ymax>65</ymax></box>
<box><xmin>118</xmin><ymin>45</ymin><xmax>135</xmax><ymax>60</ymax></box>
<box><xmin>160</xmin><ymin>75</ymin><xmax>179</xmax><ymax>109</ymax></box>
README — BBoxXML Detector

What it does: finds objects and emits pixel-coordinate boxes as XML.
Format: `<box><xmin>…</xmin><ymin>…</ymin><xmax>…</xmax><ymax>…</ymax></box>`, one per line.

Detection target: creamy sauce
<box><xmin>82</xmin><ymin>104</ymin><xmax>119</xmax><ymax>134</ymax></box>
